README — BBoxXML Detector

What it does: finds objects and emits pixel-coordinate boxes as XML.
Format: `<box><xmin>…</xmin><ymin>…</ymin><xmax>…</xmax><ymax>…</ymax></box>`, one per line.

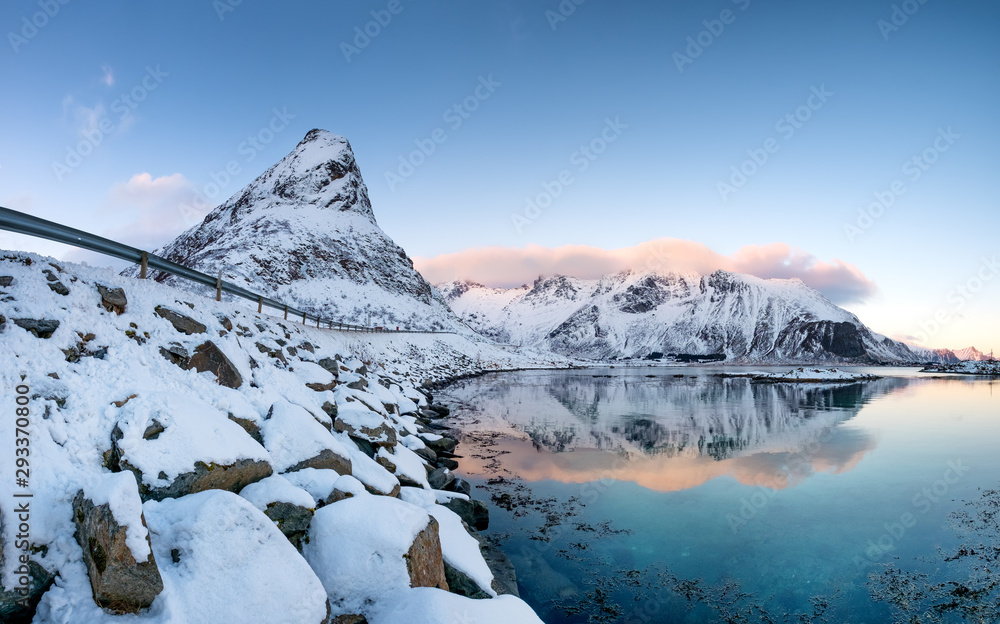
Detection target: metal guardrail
<box><xmin>0</xmin><ymin>206</ymin><xmax>451</xmax><ymax>334</ymax></box>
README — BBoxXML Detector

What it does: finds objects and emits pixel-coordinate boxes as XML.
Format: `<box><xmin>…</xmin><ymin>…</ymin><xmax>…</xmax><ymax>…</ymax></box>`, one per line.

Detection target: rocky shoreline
<box><xmin>919</xmin><ymin>360</ymin><xmax>1000</xmax><ymax>375</ymax></box>
<box><xmin>715</xmin><ymin>367</ymin><xmax>882</xmax><ymax>383</ymax></box>
<box><xmin>0</xmin><ymin>251</ymin><xmax>544</xmax><ymax>623</ymax></box>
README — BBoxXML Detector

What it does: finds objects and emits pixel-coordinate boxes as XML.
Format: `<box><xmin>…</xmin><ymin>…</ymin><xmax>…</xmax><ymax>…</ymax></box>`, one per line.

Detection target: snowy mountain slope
<box><xmin>904</xmin><ymin>344</ymin><xmax>962</xmax><ymax>364</ymax></box>
<box><xmin>0</xmin><ymin>250</ymin><xmax>545</xmax><ymax>623</ymax></box>
<box><xmin>124</xmin><ymin>129</ymin><xmax>463</xmax><ymax>332</ymax></box>
<box><xmin>953</xmin><ymin>346</ymin><xmax>991</xmax><ymax>361</ymax></box>
<box><xmin>902</xmin><ymin>345</ymin><xmax>992</xmax><ymax>364</ymax></box>
<box><xmin>439</xmin><ymin>270</ymin><xmax>920</xmax><ymax>363</ymax></box>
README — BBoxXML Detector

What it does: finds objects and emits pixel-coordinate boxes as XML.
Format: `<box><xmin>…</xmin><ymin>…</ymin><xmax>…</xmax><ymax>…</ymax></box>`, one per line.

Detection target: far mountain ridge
<box><xmin>438</xmin><ymin>269</ymin><xmax>923</xmax><ymax>363</ymax></box>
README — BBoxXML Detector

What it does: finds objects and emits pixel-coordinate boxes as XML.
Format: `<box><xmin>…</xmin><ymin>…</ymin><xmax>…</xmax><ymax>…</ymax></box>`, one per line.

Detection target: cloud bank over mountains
<box><xmin>414</xmin><ymin>239</ymin><xmax>878</xmax><ymax>305</ymax></box>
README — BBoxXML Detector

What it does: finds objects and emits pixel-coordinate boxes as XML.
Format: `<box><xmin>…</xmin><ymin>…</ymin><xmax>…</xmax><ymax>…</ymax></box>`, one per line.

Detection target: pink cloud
<box><xmin>64</xmin><ymin>172</ymin><xmax>202</xmax><ymax>268</ymax></box>
<box><xmin>413</xmin><ymin>239</ymin><xmax>878</xmax><ymax>304</ymax></box>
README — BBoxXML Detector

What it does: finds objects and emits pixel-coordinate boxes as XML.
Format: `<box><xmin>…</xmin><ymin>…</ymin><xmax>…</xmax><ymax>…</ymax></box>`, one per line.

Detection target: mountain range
<box><xmin>131</xmin><ymin>129</ymin><xmax>980</xmax><ymax>365</ymax></box>
<box><xmin>438</xmin><ymin>271</ymin><xmax>922</xmax><ymax>363</ymax></box>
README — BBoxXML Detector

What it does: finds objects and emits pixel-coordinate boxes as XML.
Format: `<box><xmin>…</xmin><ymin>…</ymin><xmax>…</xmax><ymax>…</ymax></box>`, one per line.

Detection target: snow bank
<box><xmin>114</xmin><ymin>392</ymin><xmax>270</xmax><ymax>487</ymax></box>
<box><xmin>303</xmin><ymin>496</ymin><xmax>430</xmax><ymax>615</ymax></box>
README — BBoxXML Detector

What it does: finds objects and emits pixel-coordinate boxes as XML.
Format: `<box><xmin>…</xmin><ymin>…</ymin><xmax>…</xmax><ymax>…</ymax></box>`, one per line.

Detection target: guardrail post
<box><xmin>216</xmin><ymin>270</ymin><xmax>222</xmax><ymax>302</ymax></box>
<box><xmin>139</xmin><ymin>251</ymin><xmax>148</xmax><ymax>279</ymax></box>
<box><xmin>257</xmin><ymin>295</ymin><xmax>263</xmax><ymax>314</ymax></box>
<box><xmin>283</xmin><ymin>305</ymin><xmax>288</xmax><ymax>320</ymax></box>
<box><xmin>302</xmin><ymin>311</ymin><xmax>307</xmax><ymax>324</ymax></box>
<box><xmin>316</xmin><ymin>317</ymin><xmax>320</xmax><ymax>328</ymax></box>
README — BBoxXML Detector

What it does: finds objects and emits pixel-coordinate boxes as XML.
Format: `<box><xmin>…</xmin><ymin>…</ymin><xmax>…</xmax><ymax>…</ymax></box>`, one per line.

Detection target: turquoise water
<box><xmin>440</xmin><ymin>367</ymin><xmax>1000</xmax><ymax>623</ymax></box>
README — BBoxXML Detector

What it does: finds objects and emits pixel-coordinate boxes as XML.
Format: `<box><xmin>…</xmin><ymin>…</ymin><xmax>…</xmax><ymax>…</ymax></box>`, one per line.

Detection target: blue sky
<box><xmin>1</xmin><ymin>0</ymin><xmax>997</xmax><ymax>352</ymax></box>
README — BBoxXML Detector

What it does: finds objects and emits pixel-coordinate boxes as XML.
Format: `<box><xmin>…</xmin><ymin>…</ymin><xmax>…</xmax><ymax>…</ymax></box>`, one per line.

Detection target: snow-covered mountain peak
<box><xmin>125</xmin><ymin>130</ymin><xmax>465</xmax><ymax>331</ymax></box>
<box><xmin>204</xmin><ymin>128</ymin><xmax>375</xmax><ymax>225</ymax></box>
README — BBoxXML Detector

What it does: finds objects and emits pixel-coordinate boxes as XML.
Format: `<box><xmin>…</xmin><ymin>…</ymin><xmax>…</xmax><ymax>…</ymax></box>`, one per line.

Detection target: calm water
<box><xmin>440</xmin><ymin>366</ymin><xmax>1000</xmax><ymax>623</ymax></box>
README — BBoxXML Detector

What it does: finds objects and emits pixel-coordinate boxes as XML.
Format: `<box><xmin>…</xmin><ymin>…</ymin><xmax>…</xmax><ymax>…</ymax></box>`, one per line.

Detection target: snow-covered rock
<box><xmin>71</xmin><ymin>472</ymin><xmax>163</xmax><ymax>612</ymax></box>
<box><xmin>109</xmin><ymin>392</ymin><xmax>273</xmax><ymax>501</ymax></box>
<box><xmin>303</xmin><ymin>495</ymin><xmax>447</xmax><ymax>618</ymax></box>
<box><xmin>260</xmin><ymin>400</ymin><xmax>353</xmax><ymax>474</ymax></box>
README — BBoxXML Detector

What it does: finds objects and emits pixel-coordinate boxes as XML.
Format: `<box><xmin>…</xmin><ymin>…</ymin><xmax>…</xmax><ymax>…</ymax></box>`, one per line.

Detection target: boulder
<box><xmin>427</xmin><ymin>404</ymin><xmax>450</xmax><ymax>417</ymax></box>
<box><xmin>155</xmin><ymin>306</ymin><xmax>207</xmax><ymax>335</ymax></box>
<box><xmin>159</xmin><ymin>343</ymin><xmax>190</xmax><ymax>367</ymax></box>
<box><xmin>0</xmin><ymin>275</ymin><xmax>12</xmax><ymax>287</ymax></box>
<box><xmin>333</xmin><ymin>417</ymin><xmax>397</xmax><ymax>449</ymax></box>
<box><xmin>436</xmin><ymin>458</ymin><xmax>459</xmax><ymax>471</ymax></box>
<box><xmin>261</xmin><ymin>402</ymin><xmax>353</xmax><ymax>476</ymax></box>
<box><xmin>304</xmin><ymin>497</ymin><xmax>448</xmax><ymax>617</ymax></box>
<box><xmin>421</xmin><ymin>434</ymin><xmax>458</xmax><ymax>455</ymax></box>
<box><xmin>187</xmin><ymin>341</ymin><xmax>243</xmax><ymax>389</ymax></box>
<box><xmin>256</xmin><ymin>342</ymin><xmax>288</xmax><ymax>365</ymax></box>
<box><xmin>43</xmin><ymin>270</ymin><xmax>69</xmax><ymax>296</ymax></box>
<box><xmin>321</xmin><ymin>401</ymin><xmax>338</xmax><ymax>420</ymax></box>
<box><xmin>442</xmin><ymin>497</ymin><xmax>489</xmax><ymax>531</ymax></box>
<box><xmin>405</xmin><ymin>516</ymin><xmax>449</xmax><ymax>590</ymax></box>
<box><xmin>97</xmin><ymin>284</ymin><xmax>127</xmax><ymax>314</ymax></box>
<box><xmin>444</xmin><ymin>562</ymin><xmax>491</xmax><ymax>600</ymax></box>
<box><xmin>109</xmin><ymin>393</ymin><xmax>273</xmax><ymax>502</ymax></box>
<box><xmin>306</xmin><ymin>381</ymin><xmax>337</xmax><ymax>392</ymax></box>
<box><xmin>72</xmin><ymin>477</ymin><xmax>164</xmax><ymax>612</ymax></box>
<box><xmin>12</xmin><ymin>318</ymin><xmax>59</xmax><ymax>339</ymax></box>
<box><xmin>413</xmin><ymin>446</ymin><xmax>437</xmax><ymax>464</ymax></box>
<box><xmin>122</xmin><ymin>458</ymin><xmax>273</xmax><ymax>502</ymax></box>
<box><xmin>262</xmin><ymin>502</ymin><xmax>313</xmax><ymax>549</ymax></box>
<box><xmin>330</xmin><ymin>616</ymin><xmax>367</xmax><ymax>624</ymax></box>
<box><xmin>0</xmin><ymin>562</ymin><xmax>54</xmax><ymax>623</ymax></box>
<box><xmin>228</xmin><ymin>414</ymin><xmax>264</xmax><ymax>445</ymax></box>
<box><xmin>317</xmin><ymin>357</ymin><xmax>341</xmax><ymax>376</ymax></box>
<box><xmin>469</xmin><ymin>530</ymin><xmax>519</xmax><ymax>597</ymax></box>
<box><xmin>217</xmin><ymin>315</ymin><xmax>233</xmax><ymax>331</ymax></box>
<box><xmin>143</xmin><ymin>491</ymin><xmax>331</xmax><ymax>623</ymax></box>
<box><xmin>448</xmin><ymin>478</ymin><xmax>472</xmax><ymax>497</ymax></box>
<box><xmin>284</xmin><ymin>449</ymin><xmax>353</xmax><ymax>475</ymax></box>
<box><xmin>427</xmin><ymin>467</ymin><xmax>455</xmax><ymax>491</ymax></box>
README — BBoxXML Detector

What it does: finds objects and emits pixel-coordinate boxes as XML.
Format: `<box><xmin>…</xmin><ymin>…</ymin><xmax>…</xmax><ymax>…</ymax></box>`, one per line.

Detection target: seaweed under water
<box><xmin>867</xmin><ymin>486</ymin><xmax>1000</xmax><ymax>623</ymax></box>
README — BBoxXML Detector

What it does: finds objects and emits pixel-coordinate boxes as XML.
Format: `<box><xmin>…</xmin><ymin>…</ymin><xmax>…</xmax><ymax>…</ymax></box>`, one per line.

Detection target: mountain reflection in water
<box><xmin>445</xmin><ymin>372</ymin><xmax>912</xmax><ymax>493</ymax></box>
